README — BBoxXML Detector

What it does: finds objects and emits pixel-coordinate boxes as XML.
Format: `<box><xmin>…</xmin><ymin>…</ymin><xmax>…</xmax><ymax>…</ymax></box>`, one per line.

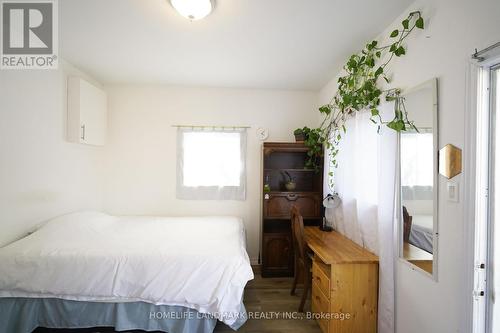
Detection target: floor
<box><xmin>215</xmin><ymin>275</ymin><xmax>321</xmax><ymax>333</ymax></box>
<box><xmin>34</xmin><ymin>274</ymin><xmax>321</xmax><ymax>333</ymax></box>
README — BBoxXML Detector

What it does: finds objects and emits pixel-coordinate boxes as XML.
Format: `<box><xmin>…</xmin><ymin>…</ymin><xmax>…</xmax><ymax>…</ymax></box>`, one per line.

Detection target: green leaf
<box><xmin>375</xmin><ymin>66</ymin><xmax>383</xmax><ymax>77</ymax></box>
<box><xmin>367</xmin><ymin>40</ymin><xmax>378</xmax><ymax>51</ymax></box>
<box><xmin>402</xmin><ymin>19</ymin><xmax>409</xmax><ymax>29</ymax></box>
<box><xmin>375</xmin><ymin>51</ymin><xmax>381</xmax><ymax>58</ymax></box>
<box><xmin>390</xmin><ymin>43</ymin><xmax>397</xmax><ymax>52</ymax></box>
<box><xmin>371</xmin><ymin>108</ymin><xmax>379</xmax><ymax>116</ymax></box>
<box><xmin>390</xmin><ymin>29</ymin><xmax>399</xmax><ymax>38</ymax></box>
<box><xmin>342</xmin><ymin>125</ymin><xmax>346</xmax><ymax>133</ymax></box>
<box><xmin>415</xmin><ymin>17</ymin><xmax>424</xmax><ymax>29</ymax></box>
<box><xmin>319</xmin><ymin>105</ymin><xmax>331</xmax><ymax>115</ymax></box>
<box><xmin>396</xmin><ymin>46</ymin><xmax>406</xmax><ymax>56</ymax></box>
<box><xmin>387</xmin><ymin>120</ymin><xmax>406</xmax><ymax>132</ymax></box>
<box><xmin>387</xmin><ymin>121</ymin><xmax>398</xmax><ymax>131</ymax></box>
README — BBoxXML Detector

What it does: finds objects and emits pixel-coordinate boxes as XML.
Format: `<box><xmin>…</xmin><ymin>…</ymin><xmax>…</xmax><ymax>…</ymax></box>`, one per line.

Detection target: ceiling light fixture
<box><xmin>170</xmin><ymin>0</ymin><xmax>213</xmax><ymax>20</ymax></box>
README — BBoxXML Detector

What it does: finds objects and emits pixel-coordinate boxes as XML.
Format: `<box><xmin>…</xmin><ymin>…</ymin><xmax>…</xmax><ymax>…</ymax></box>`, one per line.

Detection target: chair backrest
<box><xmin>403</xmin><ymin>206</ymin><xmax>413</xmax><ymax>242</ymax></box>
<box><xmin>290</xmin><ymin>205</ymin><xmax>306</xmax><ymax>262</ymax></box>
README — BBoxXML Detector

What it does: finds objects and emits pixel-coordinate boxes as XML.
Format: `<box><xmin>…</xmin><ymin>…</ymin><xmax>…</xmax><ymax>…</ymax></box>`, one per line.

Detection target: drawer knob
<box><xmin>286</xmin><ymin>194</ymin><xmax>298</xmax><ymax>201</ymax></box>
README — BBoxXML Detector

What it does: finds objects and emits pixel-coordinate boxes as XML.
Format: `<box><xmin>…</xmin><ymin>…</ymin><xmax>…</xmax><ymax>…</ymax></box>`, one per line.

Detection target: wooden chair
<box><xmin>403</xmin><ymin>206</ymin><xmax>413</xmax><ymax>243</ymax></box>
<box><xmin>290</xmin><ymin>205</ymin><xmax>313</xmax><ymax>312</ymax></box>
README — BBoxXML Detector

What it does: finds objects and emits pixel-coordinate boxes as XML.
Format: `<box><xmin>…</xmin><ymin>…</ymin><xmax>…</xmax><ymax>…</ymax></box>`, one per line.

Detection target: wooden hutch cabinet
<box><xmin>261</xmin><ymin>142</ymin><xmax>323</xmax><ymax>277</ymax></box>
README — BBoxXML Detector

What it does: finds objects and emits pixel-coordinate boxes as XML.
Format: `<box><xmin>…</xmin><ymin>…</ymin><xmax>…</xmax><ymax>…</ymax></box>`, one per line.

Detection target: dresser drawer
<box><xmin>263</xmin><ymin>193</ymin><xmax>321</xmax><ymax>218</ymax></box>
<box><xmin>312</xmin><ymin>282</ymin><xmax>330</xmax><ymax>333</ymax></box>
<box><xmin>312</xmin><ymin>260</ymin><xmax>330</xmax><ymax>299</ymax></box>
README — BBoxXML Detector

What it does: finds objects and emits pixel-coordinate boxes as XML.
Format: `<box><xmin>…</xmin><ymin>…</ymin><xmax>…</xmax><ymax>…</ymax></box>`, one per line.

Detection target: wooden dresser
<box><xmin>304</xmin><ymin>227</ymin><xmax>379</xmax><ymax>333</ymax></box>
<box><xmin>261</xmin><ymin>142</ymin><xmax>323</xmax><ymax>277</ymax></box>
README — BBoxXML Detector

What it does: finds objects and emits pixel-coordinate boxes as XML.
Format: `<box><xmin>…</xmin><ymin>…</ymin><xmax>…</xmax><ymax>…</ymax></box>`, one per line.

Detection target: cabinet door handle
<box><xmin>81</xmin><ymin>124</ymin><xmax>86</xmax><ymax>140</ymax></box>
<box><xmin>286</xmin><ymin>194</ymin><xmax>298</xmax><ymax>201</ymax></box>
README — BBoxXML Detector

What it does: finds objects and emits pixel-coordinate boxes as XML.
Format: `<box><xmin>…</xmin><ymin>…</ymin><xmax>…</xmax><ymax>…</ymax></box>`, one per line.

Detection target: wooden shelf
<box><xmin>264</xmin><ymin>168</ymin><xmax>316</xmax><ymax>172</ymax></box>
<box><xmin>261</xmin><ymin>142</ymin><xmax>323</xmax><ymax>278</ymax></box>
<box><xmin>266</xmin><ymin>191</ymin><xmax>322</xmax><ymax>195</ymax></box>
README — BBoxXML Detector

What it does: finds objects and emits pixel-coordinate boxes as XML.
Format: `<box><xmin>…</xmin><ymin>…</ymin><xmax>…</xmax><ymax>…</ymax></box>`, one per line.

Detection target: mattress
<box><xmin>409</xmin><ymin>214</ymin><xmax>433</xmax><ymax>254</ymax></box>
<box><xmin>0</xmin><ymin>212</ymin><xmax>254</xmax><ymax>327</ymax></box>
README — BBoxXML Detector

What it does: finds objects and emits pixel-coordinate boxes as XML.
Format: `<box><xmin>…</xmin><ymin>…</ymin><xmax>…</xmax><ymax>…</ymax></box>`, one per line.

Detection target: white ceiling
<box><xmin>60</xmin><ymin>0</ymin><xmax>413</xmax><ymax>90</ymax></box>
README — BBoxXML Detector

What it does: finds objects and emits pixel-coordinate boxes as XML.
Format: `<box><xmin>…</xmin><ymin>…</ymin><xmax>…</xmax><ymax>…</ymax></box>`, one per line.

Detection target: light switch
<box><xmin>447</xmin><ymin>182</ymin><xmax>459</xmax><ymax>202</ymax></box>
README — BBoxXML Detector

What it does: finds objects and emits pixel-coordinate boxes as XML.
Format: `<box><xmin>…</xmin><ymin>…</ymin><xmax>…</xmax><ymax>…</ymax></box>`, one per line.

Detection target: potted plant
<box><xmin>293</xmin><ymin>126</ymin><xmax>325</xmax><ymax>172</ymax></box>
<box><xmin>282</xmin><ymin>171</ymin><xmax>296</xmax><ymax>191</ymax></box>
<box><xmin>293</xmin><ymin>128</ymin><xmax>305</xmax><ymax>142</ymax></box>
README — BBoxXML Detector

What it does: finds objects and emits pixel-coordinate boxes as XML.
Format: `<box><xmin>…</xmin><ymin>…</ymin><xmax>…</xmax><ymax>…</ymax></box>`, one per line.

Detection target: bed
<box><xmin>408</xmin><ymin>214</ymin><xmax>433</xmax><ymax>254</ymax></box>
<box><xmin>0</xmin><ymin>212</ymin><xmax>254</xmax><ymax>333</ymax></box>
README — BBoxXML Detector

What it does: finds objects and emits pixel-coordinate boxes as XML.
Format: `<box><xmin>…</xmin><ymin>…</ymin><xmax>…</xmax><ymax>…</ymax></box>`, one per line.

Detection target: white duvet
<box><xmin>0</xmin><ymin>212</ymin><xmax>254</xmax><ymax>326</ymax></box>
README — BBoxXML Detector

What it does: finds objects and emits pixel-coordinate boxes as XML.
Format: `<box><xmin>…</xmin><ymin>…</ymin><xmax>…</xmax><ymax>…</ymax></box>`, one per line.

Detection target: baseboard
<box><xmin>251</xmin><ymin>264</ymin><xmax>261</xmax><ymax>274</ymax></box>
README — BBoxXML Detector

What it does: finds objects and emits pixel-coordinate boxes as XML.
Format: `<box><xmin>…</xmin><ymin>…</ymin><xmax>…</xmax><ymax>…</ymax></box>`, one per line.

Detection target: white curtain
<box><xmin>325</xmin><ymin>103</ymin><xmax>398</xmax><ymax>333</ymax></box>
<box><xmin>176</xmin><ymin>128</ymin><xmax>247</xmax><ymax>200</ymax></box>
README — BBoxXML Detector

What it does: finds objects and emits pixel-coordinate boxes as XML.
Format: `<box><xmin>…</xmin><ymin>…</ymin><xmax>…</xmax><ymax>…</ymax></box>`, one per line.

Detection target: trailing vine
<box><xmin>298</xmin><ymin>11</ymin><xmax>424</xmax><ymax>189</ymax></box>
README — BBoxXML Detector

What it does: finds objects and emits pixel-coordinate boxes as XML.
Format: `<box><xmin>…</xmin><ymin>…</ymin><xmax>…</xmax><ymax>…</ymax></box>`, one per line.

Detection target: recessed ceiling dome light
<box><xmin>170</xmin><ymin>0</ymin><xmax>213</xmax><ymax>20</ymax></box>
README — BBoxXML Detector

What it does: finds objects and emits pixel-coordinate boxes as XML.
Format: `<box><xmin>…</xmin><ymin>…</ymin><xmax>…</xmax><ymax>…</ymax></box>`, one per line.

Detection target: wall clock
<box><xmin>256</xmin><ymin>127</ymin><xmax>269</xmax><ymax>141</ymax></box>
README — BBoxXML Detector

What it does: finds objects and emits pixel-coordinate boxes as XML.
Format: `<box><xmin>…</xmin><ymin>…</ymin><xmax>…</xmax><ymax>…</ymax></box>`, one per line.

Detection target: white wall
<box><xmin>0</xmin><ymin>61</ymin><xmax>106</xmax><ymax>247</ymax></box>
<box><xmin>103</xmin><ymin>85</ymin><xmax>318</xmax><ymax>262</ymax></box>
<box><xmin>319</xmin><ymin>0</ymin><xmax>500</xmax><ymax>332</ymax></box>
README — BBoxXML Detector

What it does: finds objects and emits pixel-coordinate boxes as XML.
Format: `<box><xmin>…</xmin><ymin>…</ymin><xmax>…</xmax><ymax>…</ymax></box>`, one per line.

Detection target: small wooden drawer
<box><xmin>263</xmin><ymin>192</ymin><xmax>321</xmax><ymax>219</ymax></box>
<box><xmin>312</xmin><ymin>282</ymin><xmax>330</xmax><ymax>333</ymax></box>
<box><xmin>312</xmin><ymin>260</ymin><xmax>331</xmax><ymax>299</ymax></box>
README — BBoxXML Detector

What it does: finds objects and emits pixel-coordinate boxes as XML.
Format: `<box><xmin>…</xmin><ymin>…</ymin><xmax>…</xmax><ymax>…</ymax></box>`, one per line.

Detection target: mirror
<box><xmin>399</xmin><ymin>78</ymin><xmax>438</xmax><ymax>277</ymax></box>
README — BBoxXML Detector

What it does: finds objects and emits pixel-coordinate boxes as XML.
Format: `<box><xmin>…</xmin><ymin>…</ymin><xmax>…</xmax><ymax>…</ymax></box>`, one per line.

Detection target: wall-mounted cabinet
<box><xmin>67</xmin><ymin>77</ymin><xmax>107</xmax><ymax>146</ymax></box>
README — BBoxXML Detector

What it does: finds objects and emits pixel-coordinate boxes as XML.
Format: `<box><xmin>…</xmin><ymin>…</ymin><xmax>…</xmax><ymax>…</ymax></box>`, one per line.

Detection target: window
<box><xmin>400</xmin><ymin>132</ymin><xmax>434</xmax><ymax>187</ymax></box>
<box><xmin>176</xmin><ymin>128</ymin><xmax>246</xmax><ymax>200</ymax></box>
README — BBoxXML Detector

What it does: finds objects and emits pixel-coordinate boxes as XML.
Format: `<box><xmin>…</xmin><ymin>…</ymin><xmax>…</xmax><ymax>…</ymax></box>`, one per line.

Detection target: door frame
<box><xmin>464</xmin><ymin>57</ymin><xmax>500</xmax><ymax>333</ymax></box>
<box><xmin>486</xmin><ymin>64</ymin><xmax>500</xmax><ymax>332</ymax></box>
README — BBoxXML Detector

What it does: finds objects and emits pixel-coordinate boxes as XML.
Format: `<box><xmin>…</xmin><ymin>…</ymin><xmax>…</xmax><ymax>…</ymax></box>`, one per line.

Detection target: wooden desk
<box><xmin>304</xmin><ymin>227</ymin><xmax>379</xmax><ymax>333</ymax></box>
<box><xmin>403</xmin><ymin>241</ymin><xmax>433</xmax><ymax>273</ymax></box>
